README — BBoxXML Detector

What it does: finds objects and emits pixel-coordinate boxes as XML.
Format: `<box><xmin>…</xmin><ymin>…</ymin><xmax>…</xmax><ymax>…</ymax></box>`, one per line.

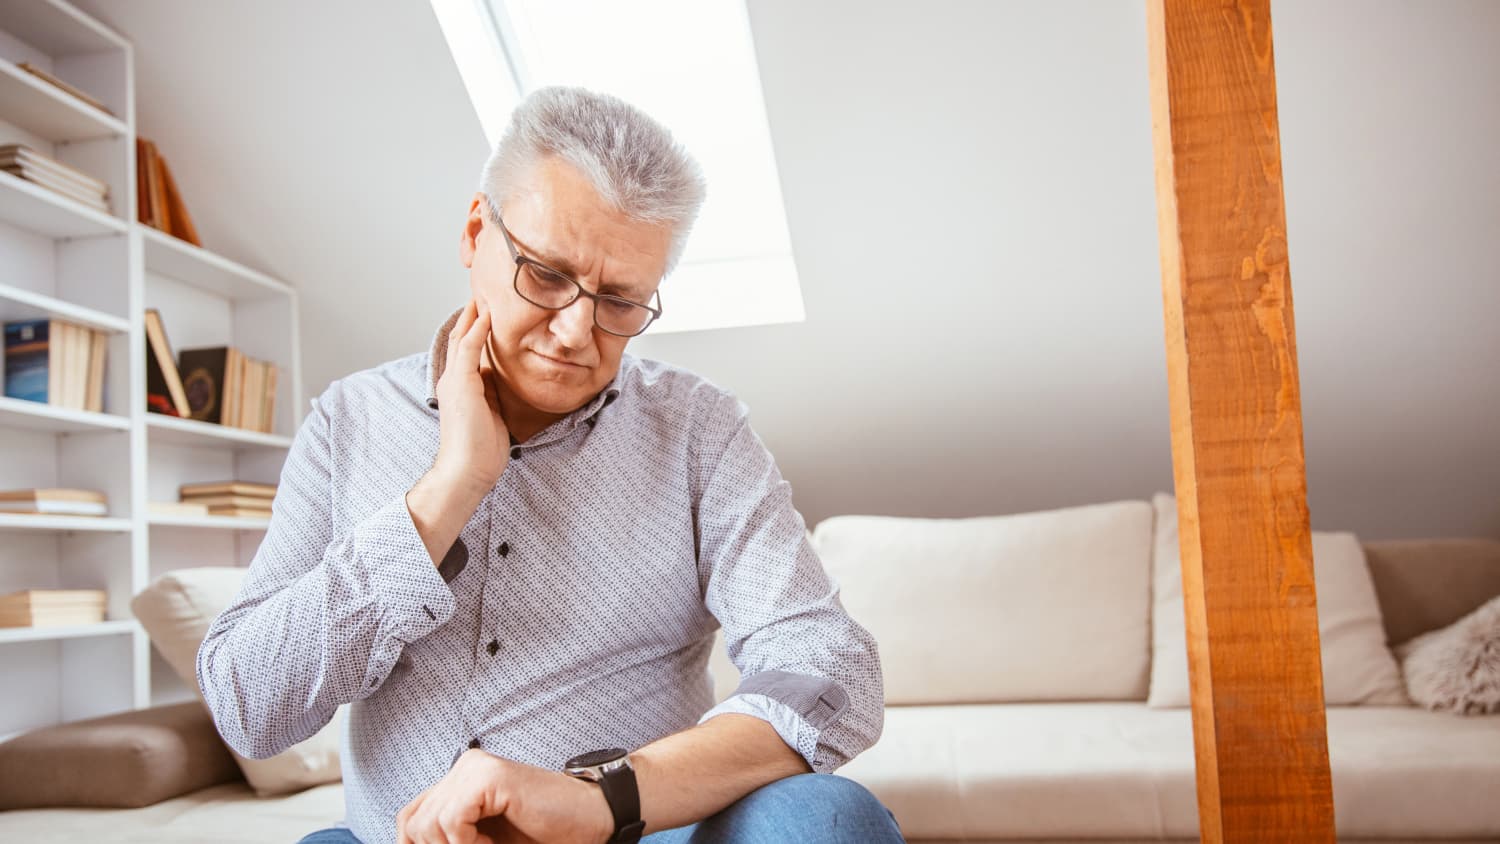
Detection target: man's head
<box><xmin>460</xmin><ymin>87</ymin><xmax>705</xmax><ymax>423</ymax></box>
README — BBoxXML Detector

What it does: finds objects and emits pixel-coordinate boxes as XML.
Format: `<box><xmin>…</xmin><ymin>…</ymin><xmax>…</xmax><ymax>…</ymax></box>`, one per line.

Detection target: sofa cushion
<box><xmin>1364</xmin><ymin>538</ymin><xmax>1500</xmax><ymax>646</ymax></box>
<box><xmin>0</xmin><ymin>702</ymin><xmax>242</xmax><ymax>810</ymax></box>
<box><xmin>1148</xmin><ymin>493</ymin><xmax>1408</xmax><ymax>707</ymax></box>
<box><xmin>839</xmin><ymin>702</ymin><xmax>1500</xmax><ymax>840</ymax></box>
<box><xmin>813</xmin><ymin>500</ymin><xmax>1154</xmax><ymax>704</ymax></box>
<box><xmin>1395</xmin><ymin>594</ymin><xmax>1500</xmax><ymax>715</ymax></box>
<box><xmin>131</xmin><ymin>567</ymin><xmax>343</xmax><ymax>797</ymax></box>
<box><xmin>0</xmin><ymin>781</ymin><xmax>344</xmax><ymax>843</ymax></box>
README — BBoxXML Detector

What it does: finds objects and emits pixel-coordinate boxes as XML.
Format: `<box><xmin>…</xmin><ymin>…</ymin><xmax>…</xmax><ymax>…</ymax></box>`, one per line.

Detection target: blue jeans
<box><xmin>296</xmin><ymin>773</ymin><xmax>904</xmax><ymax>843</ymax></box>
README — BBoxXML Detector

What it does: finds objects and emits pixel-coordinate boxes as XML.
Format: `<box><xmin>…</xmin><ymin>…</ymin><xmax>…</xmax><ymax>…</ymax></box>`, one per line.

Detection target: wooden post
<box><xmin>1146</xmin><ymin>1</ymin><xmax>1336</xmax><ymax>840</ymax></box>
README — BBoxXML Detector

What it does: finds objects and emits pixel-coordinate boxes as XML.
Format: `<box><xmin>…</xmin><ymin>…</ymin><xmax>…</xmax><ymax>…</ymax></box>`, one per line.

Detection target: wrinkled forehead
<box><xmin>501</xmin><ymin>158</ymin><xmax>673</xmax><ymax>296</ymax></box>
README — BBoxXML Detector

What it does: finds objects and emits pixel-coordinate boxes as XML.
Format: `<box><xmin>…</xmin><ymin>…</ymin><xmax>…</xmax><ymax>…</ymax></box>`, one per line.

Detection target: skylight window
<box><xmin>429</xmin><ymin>0</ymin><xmax>805</xmax><ymax>334</ymax></box>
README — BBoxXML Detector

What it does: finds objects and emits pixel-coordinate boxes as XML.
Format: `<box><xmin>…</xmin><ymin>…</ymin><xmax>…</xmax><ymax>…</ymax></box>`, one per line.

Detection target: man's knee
<box><xmin>749</xmin><ymin>773</ymin><xmax>895</xmax><ymax>825</ymax></box>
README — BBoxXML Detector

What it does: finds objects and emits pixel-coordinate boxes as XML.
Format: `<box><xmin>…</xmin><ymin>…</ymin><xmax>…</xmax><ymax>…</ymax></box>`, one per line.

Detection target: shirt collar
<box><xmin>424</xmin><ymin>306</ymin><xmax>623</xmax><ymax>433</ymax></box>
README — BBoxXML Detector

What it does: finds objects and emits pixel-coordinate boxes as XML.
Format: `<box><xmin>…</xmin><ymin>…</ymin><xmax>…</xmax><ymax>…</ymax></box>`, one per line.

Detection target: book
<box><xmin>205</xmin><ymin>506</ymin><xmax>272</xmax><ymax>519</ymax></box>
<box><xmin>147</xmin><ymin>500</ymin><xmax>210</xmax><ymax>517</ymax></box>
<box><xmin>148</xmin><ymin>140</ymin><xmax>169</xmax><ymax>234</ymax></box>
<box><xmin>0</xmin><ymin>144</ymin><xmax>110</xmax><ymax>212</ymax></box>
<box><xmin>176</xmin><ymin>493</ymin><xmax>275</xmax><ymax>510</ymax></box>
<box><xmin>14</xmin><ymin>63</ymin><xmax>113</xmax><ymax>115</ymax></box>
<box><xmin>0</xmin><ymin>146</ymin><xmax>109</xmax><ymax>194</ymax></box>
<box><xmin>0</xmin><ymin>588</ymin><xmax>107</xmax><ymax>606</ymax></box>
<box><xmin>224</xmin><ymin>347</ymin><xmax>242</xmax><ymax>428</ymax></box>
<box><xmin>261</xmin><ymin>364</ymin><xmax>279</xmax><ymax>433</ymax></box>
<box><xmin>0</xmin><ymin>488</ymin><xmax>107</xmax><ymax>516</ymax></box>
<box><xmin>135</xmin><ymin>139</ymin><xmax>152</xmax><ymax>227</ymax></box>
<box><xmin>158</xmin><ymin>152</ymin><xmax>201</xmax><ymax>246</ymax></box>
<box><xmin>85</xmin><ymin>328</ymin><xmax>106</xmax><ymax>413</ymax></box>
<box><xmin>179</xmin><ymin>480</ymin><xmax>277</xmax><ymax>499</ymax></box>
<box><xmin>1</xmin><ymin>166</ymin><xmax>110</xmax><ymax>211</ymax></box>
<box><xmin>0</xmin><ymin>590</ymin><xmax>108</xmax><ymax>628</ymax></box>
<box><xmin>177</xmin><ymin>346</ymin><xmax>230</xmax><ymax>424</ymax></box>
<box><xmin>4</xmin><ymin>319</ymin><xmax>50</xmax><ymax>403</ymax></box>
<box><xmin>143</xmin><ymin>309</ymin><xmax>190</xmax><ymax>417</ymax></box>
<box><xmin>245</xmin><ymin>358</ymin><xmax>262</xmax><ymax>432</ymax></box>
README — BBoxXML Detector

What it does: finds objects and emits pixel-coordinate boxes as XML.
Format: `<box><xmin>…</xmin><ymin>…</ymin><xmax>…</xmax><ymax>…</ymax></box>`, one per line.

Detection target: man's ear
<box><xmin>459</xmin><ymin>193</ymin><xmax>486</xmax><ymax>269</ymax></box>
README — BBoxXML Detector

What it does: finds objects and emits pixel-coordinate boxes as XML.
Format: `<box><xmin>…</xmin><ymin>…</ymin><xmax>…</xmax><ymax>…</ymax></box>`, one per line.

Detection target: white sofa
<box><xmin>2</xmin><ymin>496</ymin><xmax>1498</xmax><ymax>843</ymax></box>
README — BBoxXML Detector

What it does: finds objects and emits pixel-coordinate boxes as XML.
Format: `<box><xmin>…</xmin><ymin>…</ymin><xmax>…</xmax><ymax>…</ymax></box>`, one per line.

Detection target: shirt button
<box><xmin>509</xmin><ymin>447</ymin><xmax>521</xmax><ymax>459</ymax></box>
<box><xmin>486</xmin><ymin>639</ymin><xmax>499</xmax><ymax>656</ymax></box>
<box><xmin>497</xmin><ymin>541</ymin><xmax>510</xmax><ymax>557</ymax></box>
<box><xmin>468</xmin><ymin>737</ymin><xmax>481</xmax><ymax>749</ymax></box>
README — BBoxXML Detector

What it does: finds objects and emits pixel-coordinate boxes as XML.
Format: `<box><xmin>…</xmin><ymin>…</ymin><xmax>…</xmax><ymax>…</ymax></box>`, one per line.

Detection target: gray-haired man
<box><xmin>197</xmin><ymin>87</ymin><xmax>902</xmax><ymax>844</ymax></box>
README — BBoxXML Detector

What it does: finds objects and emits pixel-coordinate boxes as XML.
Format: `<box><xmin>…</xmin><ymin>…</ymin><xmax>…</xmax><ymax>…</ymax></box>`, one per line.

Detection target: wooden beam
<box><xmin>1146</xmin><ymin>1</ymin><xmax>1336</xmax><ymax>841</ymax></box>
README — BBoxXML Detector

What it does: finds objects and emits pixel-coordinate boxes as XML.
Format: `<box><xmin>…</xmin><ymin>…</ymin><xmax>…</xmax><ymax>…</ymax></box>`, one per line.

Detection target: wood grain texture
<box><xmin>1146</xmin><ymin>0</ymin><xmax>1336</xmax><ymax>840</ymax></box>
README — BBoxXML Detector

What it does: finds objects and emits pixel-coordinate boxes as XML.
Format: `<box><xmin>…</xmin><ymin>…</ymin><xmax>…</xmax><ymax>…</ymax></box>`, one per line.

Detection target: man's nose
<box><xmin>549</xmin><ymin>294</ymin><xmax>595</xmax><ymax>349</ymax></box>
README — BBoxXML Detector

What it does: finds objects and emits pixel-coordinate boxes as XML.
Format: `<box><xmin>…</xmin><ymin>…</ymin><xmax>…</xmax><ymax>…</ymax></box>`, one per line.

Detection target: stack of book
<box><xmin>177</xmin><ymin>480</ymin><xmax>276</xmax><ymax>519</ymax></box>
<box><xmin>0</xmin><ymin>589</ymin><xmax>107</xmax><ymax>629</ymax></box>
<box><xmin>15</xmin><ymin>62</ymin><xmax>114</xmax><ymax>116</ymax></box>
<box><xmin>144</xmin><ymin>310</ymin><xmax>278</xmax><ymax>432</ymax></box>
<box><xmin>0</xmin><ymin>488</ymin><xmax>108</xmax><ymax>517</ymax></box>
<box><xmin>136</xmin><ymin>138</ymin><xmax>200</xmax><ymax>246</ymax></box>
<box><xmin>3</xmin><ymin>319</ymin><xmax>110</xmax><ymax>412</ymax></box>
<box><xmin>0</xmin><ymin>143</ymin><xmax>111</xmax><ymax>213</ymax></box>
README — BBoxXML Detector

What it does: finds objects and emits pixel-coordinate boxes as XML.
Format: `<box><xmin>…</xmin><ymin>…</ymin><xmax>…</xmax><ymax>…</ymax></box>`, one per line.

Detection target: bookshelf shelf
<box><xmin>0</xmin><ymin>395</ymin><xmax>130</xmax><ymax>433</ymax></box>
<box><xmin>145</xmin><ymin>414</ymin><xmax>293</xmax><ymax>450</ymax></box>
<box><xmin>0</xmin><ymin>169</ymin><xmax>128</xmax><ymax>238</ymax></box>
<box><xmin>0</xmin><ymin>619</ymin><xmax>137</xmax><ymax>644</ymax></box>
<box><xmin>0</xmin><ymin>513</ymin><xmax>132</xmax><ymax>532</ymax></box>
<box><xmin>0</xmin><ymin>58</ymin><xmax>127</xmax><ymax>143</ymax></box>
<box><xmin>0</xmin><ymin>283</ymin><xmax>130</xmax><ymax>333</ymax></box>
<box><xmin>141</xmin><ymin>226</ymin><xmax>291</xmax><ymax>301</ymax></box>
<box><xmin>147</xmin><ymin>513</ymin><xmax>271</xmax><ymax>531</ymax></box>
<box><xmin>1</xmin><ymin>0</ymin><xmax>128</xmax><ymax>56</ymax></box>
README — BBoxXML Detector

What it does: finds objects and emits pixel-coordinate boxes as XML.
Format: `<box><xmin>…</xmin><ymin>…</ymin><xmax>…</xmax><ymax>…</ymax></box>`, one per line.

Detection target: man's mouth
<box><xmin>532</xmin><ymin>350</ymin><xmax>589</xmax><ymax>370</ymax></box>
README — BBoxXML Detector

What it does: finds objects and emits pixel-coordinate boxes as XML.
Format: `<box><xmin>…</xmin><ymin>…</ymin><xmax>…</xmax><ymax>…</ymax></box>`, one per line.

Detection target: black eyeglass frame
<box><xmin>484</xmin><ymin>198</ymin><xmax>664</xmax><ymax>338</ymax></box>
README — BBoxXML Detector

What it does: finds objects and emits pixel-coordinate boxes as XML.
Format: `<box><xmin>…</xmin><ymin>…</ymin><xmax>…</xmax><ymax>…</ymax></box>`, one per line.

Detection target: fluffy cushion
<box><xmin>0</xmin><ymin>701</ymin><xmax>242</xmax><ymax>809</ymax></box>
<box><xmin>813</xmin><ymin>500</ymin><xmax>1154</xmax><ymax>704</ymax></box>
<box><xmin>1148</xmin><ymin>493</ymin><xmax>1408</xmax><ymax>707</ymax></box>
<box><xmin>1395</xmin><ymin>595</ymin><xmax>1500</xmax><ymax>715</ymax></box>
<box><xmin>131</xmin><ymin>568</ymin><xmax>343</xmax><ymax>796</ymax></box>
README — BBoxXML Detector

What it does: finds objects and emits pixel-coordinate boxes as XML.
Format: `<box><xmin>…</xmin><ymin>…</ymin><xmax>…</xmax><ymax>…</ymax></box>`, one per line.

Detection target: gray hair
<box><xmin>479</xmin><ymin>86</ymin><xmax>707</xmax><ymax>275</ymax></box>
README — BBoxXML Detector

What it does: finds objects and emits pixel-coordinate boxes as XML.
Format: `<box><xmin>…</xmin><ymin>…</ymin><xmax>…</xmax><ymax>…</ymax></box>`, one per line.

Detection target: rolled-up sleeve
<box><xmin>195</xmin><ymin>385</ymin><xmax>455</xmax><ymax>760</ymax></box>
<box><xmin>691</xmin><ymin>390</ymin><xmax>883</xmax><ymax>771</ymax></box>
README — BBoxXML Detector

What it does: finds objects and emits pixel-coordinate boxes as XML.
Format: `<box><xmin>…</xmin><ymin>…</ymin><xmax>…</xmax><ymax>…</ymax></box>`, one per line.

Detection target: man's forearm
<box><xmin>629</xmin><ymin>713</ymin><xmax>811</xmax><ymax>835</ymax></box>
<box><xmin>405</xmin><ymin>469</ymin><xmax>489</xmax><ymax>566</ymax></box>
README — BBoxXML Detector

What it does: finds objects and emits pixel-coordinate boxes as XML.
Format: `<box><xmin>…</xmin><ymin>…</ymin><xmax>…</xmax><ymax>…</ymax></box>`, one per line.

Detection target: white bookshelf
<box><xmin>0</xmin><ymin>0</ymin><xmax>302</xmax><ymax>740</ymax></box>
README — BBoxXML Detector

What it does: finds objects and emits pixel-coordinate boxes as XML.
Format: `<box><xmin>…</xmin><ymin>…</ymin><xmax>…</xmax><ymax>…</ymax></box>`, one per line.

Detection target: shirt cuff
<box><xmin>698</xmin><ymin>693</ymin><xmax>822</xmax><ymax>770</ymax></box>
<box><xmin>352</xmin><ymin>495</ymin><xmax>457</xmax><ymax>643</ymax></box>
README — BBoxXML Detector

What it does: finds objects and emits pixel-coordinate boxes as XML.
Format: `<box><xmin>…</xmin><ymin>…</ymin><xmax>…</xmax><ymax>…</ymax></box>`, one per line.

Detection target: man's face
<box><xmin>460</xmin><ymin>156</ymin><xmax>673</xmax><ymax>417</ymax></box>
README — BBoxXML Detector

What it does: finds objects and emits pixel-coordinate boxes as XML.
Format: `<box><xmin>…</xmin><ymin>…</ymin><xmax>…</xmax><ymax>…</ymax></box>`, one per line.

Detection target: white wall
<box><xmin>80</xmin><ymin>1</ymin><xmax>1499</xmax><ymax>540</ymax></box>
<box><xmin>630</xmin><ymin>0</ymin><xmax>1500</xmax><ymax>539</ymax></box>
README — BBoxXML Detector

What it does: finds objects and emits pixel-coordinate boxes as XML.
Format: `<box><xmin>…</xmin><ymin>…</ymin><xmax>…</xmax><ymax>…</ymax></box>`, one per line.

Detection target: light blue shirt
<box><xmin>196</xmin><ymin>306</ymin><xmax>884</xmax><ymax>844</ymax></box>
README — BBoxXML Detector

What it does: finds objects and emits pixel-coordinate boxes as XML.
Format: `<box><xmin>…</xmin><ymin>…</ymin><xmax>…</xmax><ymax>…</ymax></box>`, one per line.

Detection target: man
<box><xmin>197</xmin><ymin>87</ymin><xmax>900</xmax><ymax>844</ymax></box>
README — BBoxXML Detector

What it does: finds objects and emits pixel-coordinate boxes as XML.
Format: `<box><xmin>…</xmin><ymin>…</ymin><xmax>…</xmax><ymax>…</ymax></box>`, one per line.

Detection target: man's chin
<box><xmin>515</xmin><ymin>383</ymin><xmax>596</xmax><ymax>416</ymax></box>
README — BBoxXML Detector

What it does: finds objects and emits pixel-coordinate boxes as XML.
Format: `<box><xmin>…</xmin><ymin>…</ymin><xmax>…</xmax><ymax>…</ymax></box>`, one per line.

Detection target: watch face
<box><xmin>566</xmin><ymin>747</ymin><xmax>627</xmax><ymax>769</ymax></box>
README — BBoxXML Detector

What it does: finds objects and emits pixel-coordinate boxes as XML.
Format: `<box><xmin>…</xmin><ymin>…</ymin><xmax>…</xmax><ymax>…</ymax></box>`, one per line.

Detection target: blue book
<box><xmin>4</xmin><ymin>319</ymin><xmax>51</xmax><ymax>403</ymax></box>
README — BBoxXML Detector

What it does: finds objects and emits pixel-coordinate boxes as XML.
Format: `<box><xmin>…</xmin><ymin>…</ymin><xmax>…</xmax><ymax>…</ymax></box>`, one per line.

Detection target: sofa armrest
<box><xmin>0</xmin><ymin>701</ymin><xmax>243</xmax><ymax>809</ymax></box>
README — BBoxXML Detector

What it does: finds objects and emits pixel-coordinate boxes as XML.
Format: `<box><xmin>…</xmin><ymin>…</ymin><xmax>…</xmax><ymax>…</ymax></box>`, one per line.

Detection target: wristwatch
<box><xmin>564</xmin><ymin>748</ymin><xmax>644</xmax><ymax>843</ymax></box>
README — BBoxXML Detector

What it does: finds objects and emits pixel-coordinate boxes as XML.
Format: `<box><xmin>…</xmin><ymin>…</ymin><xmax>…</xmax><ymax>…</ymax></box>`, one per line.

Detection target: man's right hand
<box><xmin>406</xmin><ymin>299</ymin><xmax>511</xmax><ymax>567</ymax></box>
<box><xmin>433</xmin><ymin>298</ymin><xmax>511</xmax><ymax>491</ymax></box>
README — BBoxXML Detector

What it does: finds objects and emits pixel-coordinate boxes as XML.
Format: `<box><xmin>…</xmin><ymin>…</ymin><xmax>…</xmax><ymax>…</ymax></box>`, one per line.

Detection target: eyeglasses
<box><xmin>485</xmin><ymin>198</ymin><xmax>663</xmax><ymax>337</ymax></box>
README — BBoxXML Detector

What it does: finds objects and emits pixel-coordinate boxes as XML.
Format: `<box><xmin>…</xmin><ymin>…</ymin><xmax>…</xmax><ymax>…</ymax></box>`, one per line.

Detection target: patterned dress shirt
<box><xmin>196</xmin><ymin>307</ymin><xmax>884</xmax><ymax>844</ymax></box>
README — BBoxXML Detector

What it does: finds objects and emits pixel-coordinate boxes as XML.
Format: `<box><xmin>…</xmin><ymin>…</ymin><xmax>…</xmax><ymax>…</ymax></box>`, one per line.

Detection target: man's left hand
<box><xmin>396</xmin><ymin>749</ymin><xmax>614</xmax><ymax>844</ymax></box>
